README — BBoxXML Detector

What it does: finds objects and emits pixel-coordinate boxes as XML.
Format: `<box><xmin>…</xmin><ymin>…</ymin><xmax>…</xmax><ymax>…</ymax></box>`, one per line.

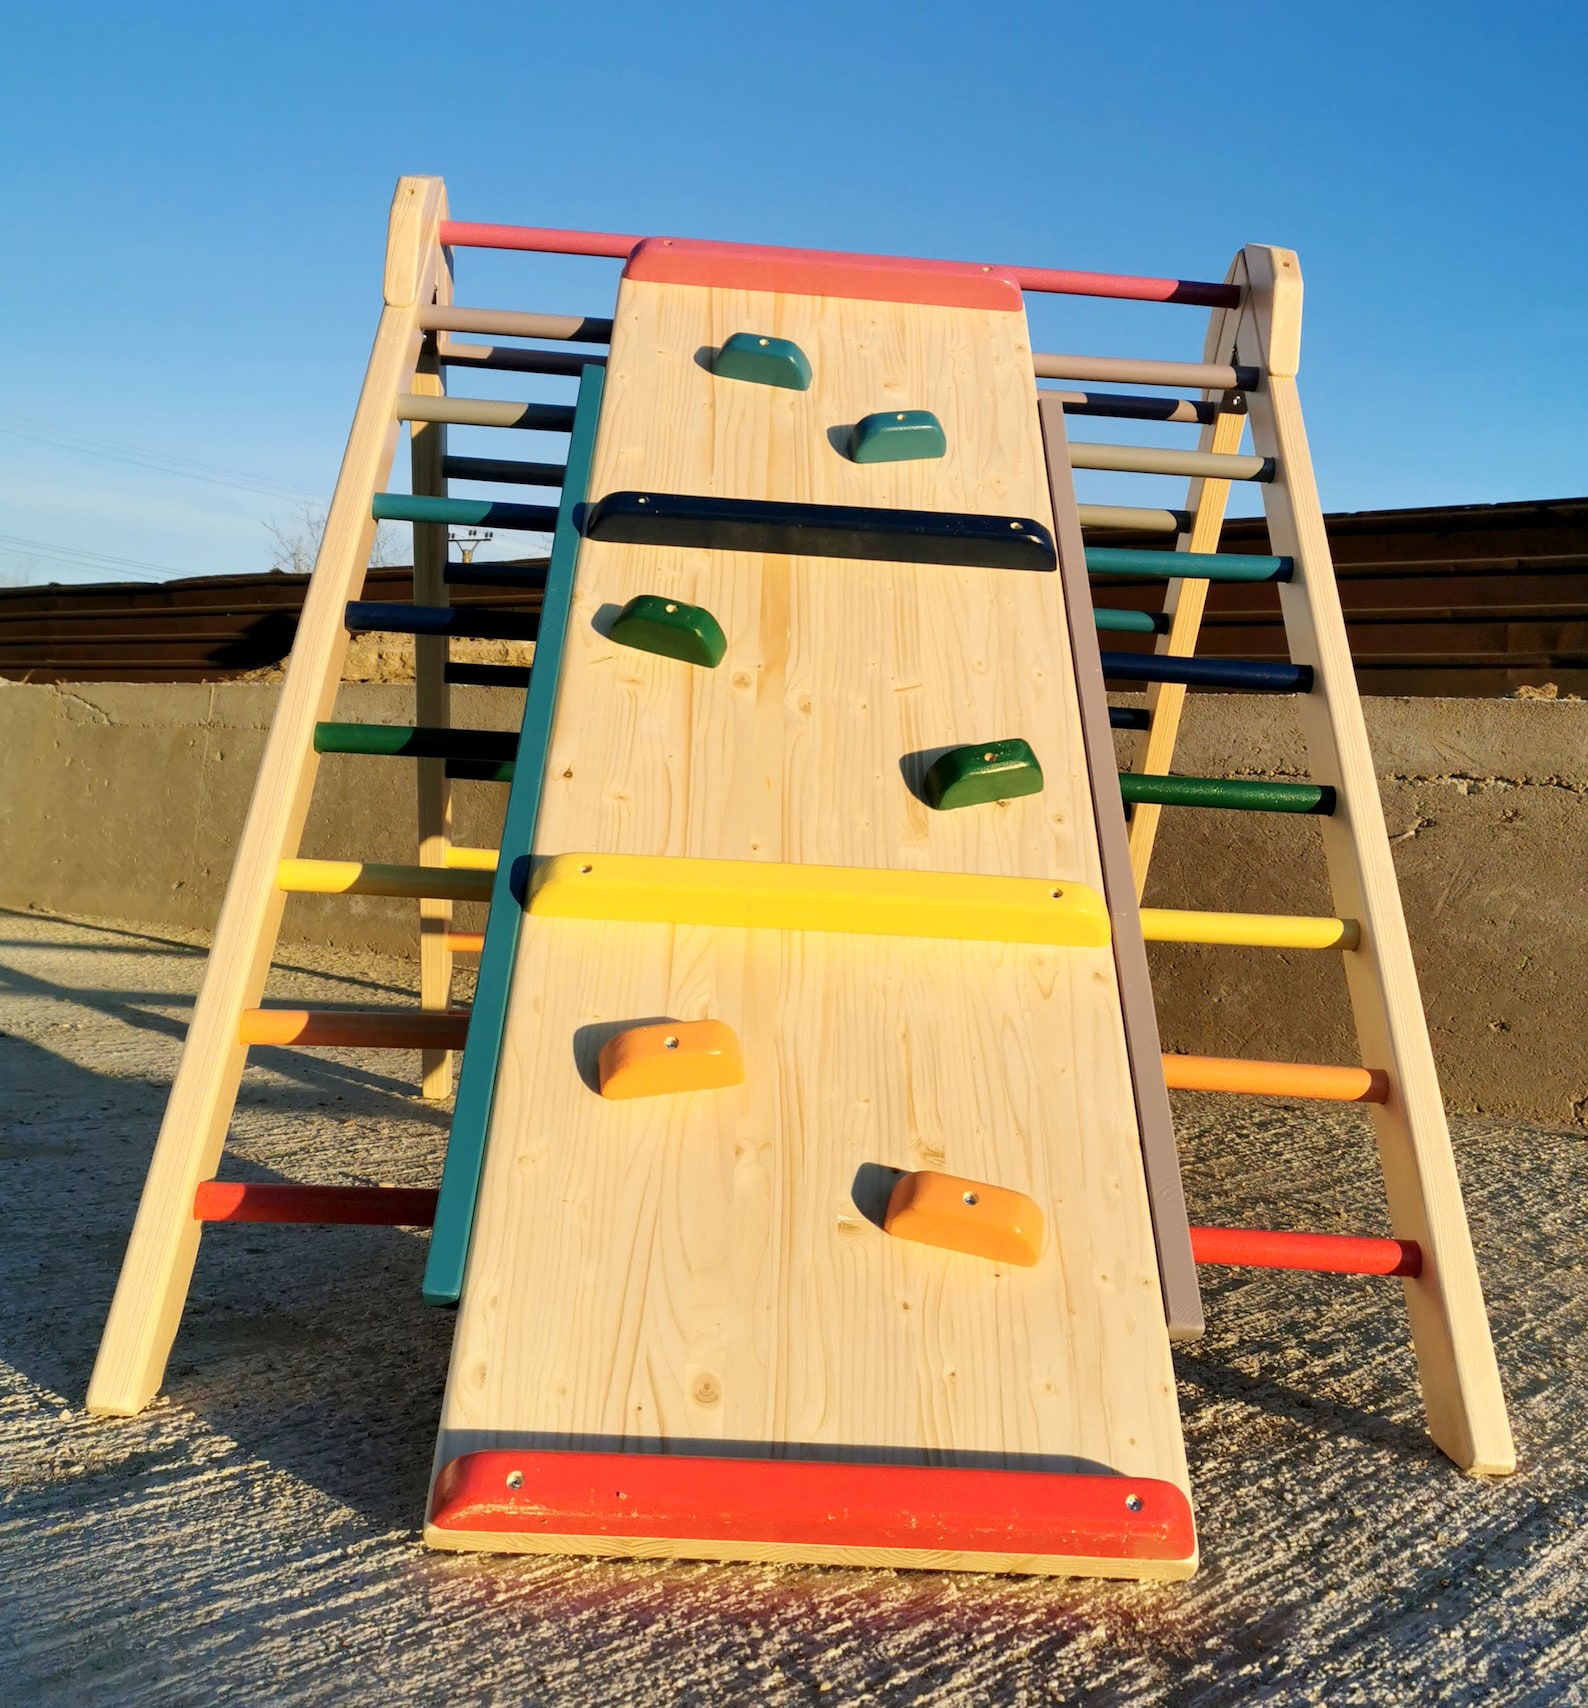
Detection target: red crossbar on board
<box><xmin>1191</xmin><ymin>1225</ymin><xmax>1422</xmax><ymax>1277</ymax></box>
<box><xmin>193</xmin><ymin>1182</ymin><xmax>439</xmax><ymax>1226</ymax></box>
<box><xmin>436</xmin><ymin>221</ymin><xmax>1241</xmax><ymax>308</ymax></box>
<box><xmin>429</xmin><ymin>1449</ymin><xmax>1196</xmax><ymax>1563</ymax></box>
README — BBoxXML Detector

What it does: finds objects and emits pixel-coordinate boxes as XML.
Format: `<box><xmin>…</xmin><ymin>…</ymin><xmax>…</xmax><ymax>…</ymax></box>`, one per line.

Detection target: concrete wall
<box><xmin>2</xmin><ymin>678</ymin><xmax>1583</xmax><ymax>1128</ymax></box>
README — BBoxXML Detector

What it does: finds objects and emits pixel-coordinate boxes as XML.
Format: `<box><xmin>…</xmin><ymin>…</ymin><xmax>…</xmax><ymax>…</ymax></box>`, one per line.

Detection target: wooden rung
<box><xmin>1190</xmin><ymin>1226</ymin><xmax>1421</xmax><ymax>1277</ymax></box>
<box><xmin>1033</xmin><ymin>351</ymin><xmax>1260</xmax><ymax>390</ymax></box>
<box><xmin>1078</xmin><ymin>504</ymin><xmax>1191</xmax><ymax>534</ymax></box>
<box><xmin>528</xmin><ymin>853</ymin><xmax>1111</xmax><ymax>947</ymax></box>
<box><xmin>194</xmin><ymin>1182</ymin><xmax>439</xmax><ymax>1226</ymax></box>
<box><xmin>418</xmin><ymin>304</ymin><xmax>615</xmax><ymax>344</ymax></box>
<box><xmin>239</xmin><ymin>1008</ymin><xmax>470</xmax><ymax>1049</ymax></box>
<box><xmin>395</xmin><ymin>394</ymin><xmax>576</xmax><ymax>432</ymax></box>
<box><xmin>276</xmin><ymin>859</ymin><xmax>492</xmax><ymax>902</ymax></box>
<box><xmin>1069</xmin><ymin>443</ymin><xmax>1273</xmax><ymax>482</ymax></box>
<box><xmin>1162</xmin><ymin>1055</ymin><xmax>1389</xmax><ymax>1102</ymax></box>
<box><xmin>1140</xmin><ymin>908</ymin><xmax>1359</xmax><ymax>951</ymax></box>
<box><xmin>443</xmin><ymin>932</ymin><xmax>485</xmax><ymax>953</ymax></box>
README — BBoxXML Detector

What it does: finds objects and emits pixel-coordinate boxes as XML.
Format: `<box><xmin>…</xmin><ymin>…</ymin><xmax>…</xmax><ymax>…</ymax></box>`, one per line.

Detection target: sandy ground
<box><xmin>2</xmin><ymin>907</ymin><xmax>1584</xmax><ymax>1707</ymax></box>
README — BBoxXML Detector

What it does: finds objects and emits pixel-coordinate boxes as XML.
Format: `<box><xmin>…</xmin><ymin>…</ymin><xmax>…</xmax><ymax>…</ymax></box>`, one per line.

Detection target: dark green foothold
<box><xmin>848</xmin><ymin>409</ymin><xmax>947</xmax><ymax>464</ymax></box>
<box><xmin>922</xmin><ymin>739</ymin><xmax>1044</xmax><ymax>810</ymax></box>
<box><xmin>609</xmin><ymin>594</ymin><xmax>727</xmax><ymax>668</ymax></box>
<box><xmin>712</xmin><ymin>332</ymin><xmax>812</xmax><ymax>391</ymax></box>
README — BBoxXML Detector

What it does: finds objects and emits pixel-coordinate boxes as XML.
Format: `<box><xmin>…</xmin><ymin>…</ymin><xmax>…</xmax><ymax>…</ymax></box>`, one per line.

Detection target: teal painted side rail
<box><xmin>1085</xmin><ymin>546</ymin><xmax>1293</xmax><ymax>582</ymax></box>
<box><xmin>422</xmin><ymin>364</ymin><xmax>606</xmax><ymax>1308</ymax></box>
<box><xmin>1117</xmin><ymin>772</ymin><xmax>1335</xmax><ymax>814</ymax></box>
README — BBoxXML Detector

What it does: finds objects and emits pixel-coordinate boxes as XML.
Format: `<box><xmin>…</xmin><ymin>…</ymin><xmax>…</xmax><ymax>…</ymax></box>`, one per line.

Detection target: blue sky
<box><xmin>2</xmin><ymin>0</ymin><xmax>1582</xmax><ymax>585</ymax></box>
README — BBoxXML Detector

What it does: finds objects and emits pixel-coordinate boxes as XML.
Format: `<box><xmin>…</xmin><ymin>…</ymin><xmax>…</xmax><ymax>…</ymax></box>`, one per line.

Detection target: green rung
<box><xmin>313</xmin><ymin>722</ymin><xmax>518</xmax><ymax>764</ymax></box>
<box><xmin>847</xmin><ymin>409</ymin><xmax>947</xmax><ymax>463</ymax></box>
<box><xmin>712</xmin><ymin>333</ymin><xmax>812</xmax><ymax>391</ymax></box>
<box><xmin>922</xmin><ymin>739</ymin><xmax>1044</xmax><ymax>810</ymax></box>
<box><xmin>1117</xmin><ymin>772</ymin><xmax>1335</xmax><ymax>814</ymax></box>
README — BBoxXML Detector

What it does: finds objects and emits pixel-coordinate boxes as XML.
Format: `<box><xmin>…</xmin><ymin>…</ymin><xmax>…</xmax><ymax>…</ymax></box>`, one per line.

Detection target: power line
<box><xmin>0</xmin><ymin>413</ymin><xmax>318</xmax><ymax>504</ymax></box>
<box><xmin>0</xmin><ymin>531</ymin><xmax>186</xmax><ymax>582</ymax></box>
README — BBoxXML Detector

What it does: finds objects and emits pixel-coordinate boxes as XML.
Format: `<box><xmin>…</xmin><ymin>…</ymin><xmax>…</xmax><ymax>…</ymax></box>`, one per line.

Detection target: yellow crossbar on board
<box><xmin>276</xmin><ymin>859</ymin><xmax>493</xmax><ymax>903</ymax></box>
<box><xmin>1140</xmin><ymin>907</ymin><xmax>1359</xmax><ymax>951</ymax></box>
<box><xmin>528</xmin><ymin>853</ymin><xmax>1111</xmax><ymax>947</ymax></box>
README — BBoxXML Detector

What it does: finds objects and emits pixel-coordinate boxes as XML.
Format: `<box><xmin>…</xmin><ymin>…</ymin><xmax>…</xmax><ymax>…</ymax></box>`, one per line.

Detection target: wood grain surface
<box><xmin>430</xmin><ymin>276</ymin><xmax>1192</xmax><ymax>1572</ymax></box>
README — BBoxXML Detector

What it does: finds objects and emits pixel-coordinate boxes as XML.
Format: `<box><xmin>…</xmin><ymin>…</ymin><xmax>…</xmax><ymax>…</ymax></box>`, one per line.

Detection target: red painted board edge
<box><xmin>623</xmin><ymin>237</ymin><xmax>1026</xmax><ymax>312</ymax></box>
<box><xmin>428</xmin><ymin>1450</ymin><xmax>1196</xmax><ymax>1562</ymax></box>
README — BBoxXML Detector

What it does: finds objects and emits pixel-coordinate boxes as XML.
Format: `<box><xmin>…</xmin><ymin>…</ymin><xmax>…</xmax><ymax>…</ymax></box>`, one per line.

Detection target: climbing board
<box><xmin>424</xmin><ymin>245</ymin><xmax>1197</xmax><ymax>1574</ymax></box>
<box><xmin>88</xmin><ymin>180</ymin><xmax>1515</xmax><ymax>1586</ymax></box>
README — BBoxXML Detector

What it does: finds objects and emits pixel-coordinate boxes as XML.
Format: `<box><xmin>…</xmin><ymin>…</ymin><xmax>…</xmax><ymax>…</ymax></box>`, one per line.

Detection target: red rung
<box><xmin>429</xmin><ymin>1449</ymin><xmax>1196</xmax><ymax>1565</ymax></box>
<box><xmin>439</xmin><ymin>221</ymin><xmax>639</xmax><ymax>258</ymax></box>
<box><xmin>193</xmin><ymin>1182</ymin><xmax>439</xmax><ymax>1226</ymax></box>
<box><xmin>1191</xmin><ymin>1225</ymin><xmax>1421</xmax><ymax>1277</ymax></box>
<box><xmin>436</xmin><ymin>221</ymin><xmax>1241</xmax><ymax>308</ymax></box>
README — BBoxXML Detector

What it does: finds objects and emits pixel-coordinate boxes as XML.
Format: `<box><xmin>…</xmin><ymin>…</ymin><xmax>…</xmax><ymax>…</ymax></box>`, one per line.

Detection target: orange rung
<box><xmin>443</xmin><ymin>931</ymin><xmax>485</xmax><ymax>953</ymax></box>
<box><xmin>239</xmin><ymin>1008</ymin><xmax>470</xmax><ymax>1049</ymax></box>
<box><xmin>1162</xmin><ymin>1053</ymin><xmax>1389</xmax><ymax>1103</ymax></box>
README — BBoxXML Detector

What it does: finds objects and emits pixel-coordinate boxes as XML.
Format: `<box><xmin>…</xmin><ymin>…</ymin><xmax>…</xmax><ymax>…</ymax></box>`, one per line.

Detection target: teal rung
<box><xmin>372</xmin><ymin>493</ymin><xmax>559</xmax><ymax>531</ymax></box>
<box><xmin>1086</xmin><ymin>547</ymin><xmax>1293</xmax><ymax>582</ymax></box>
<box><xmin>1093</xmin><ymin>607</ymin><xmax>1169</xmax><ymax>635</ymax></box>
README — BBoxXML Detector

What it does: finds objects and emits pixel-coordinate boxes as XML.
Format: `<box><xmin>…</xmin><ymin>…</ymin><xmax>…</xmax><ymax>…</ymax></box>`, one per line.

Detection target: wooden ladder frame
<box><xmin>1122</xmin><ymin>246</ymin><xmax>1513</xmax><ymax>1473</ymax></box>
<box><xmin>87</xmin><ymin>176</ymin><xmax>453</xmax><ymax>1415</ymax></box>
<box><xmin>1124</xmin><ymin>278</ymin><xmax>1247</xmax><ymax>896</ymax></box>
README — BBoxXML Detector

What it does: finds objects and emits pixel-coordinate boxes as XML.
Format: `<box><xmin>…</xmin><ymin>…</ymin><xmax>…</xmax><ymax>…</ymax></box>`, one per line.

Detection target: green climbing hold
<box><xmin>609</xmin><ymin>594</ymin><xmax>727</xmax><ymax>668</ymax></box>
<box><xmin>712</xmin><ymin>332</ymin><xmax>812</xmax><ymax>391</ymax></box>
<box><xmin>848</xmin><ymin>409</ymin><xmax>947</xmax><ymax>464</ymax></box>
<box><xmin>922</xmin><ymin>739</ymin><xmax>1044</xmax><ymax>810</ymax></box>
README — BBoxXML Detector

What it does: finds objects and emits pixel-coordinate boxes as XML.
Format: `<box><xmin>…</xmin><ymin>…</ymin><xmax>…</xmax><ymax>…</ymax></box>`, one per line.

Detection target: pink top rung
<box><xmin>436</xmin><ymin>221</ymin><xmax>1240</xmax><ymax>308</ymax></box>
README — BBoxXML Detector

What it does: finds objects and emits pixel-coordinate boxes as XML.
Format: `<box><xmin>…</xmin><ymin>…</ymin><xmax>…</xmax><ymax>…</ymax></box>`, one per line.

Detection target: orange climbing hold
<box><xmin>596</xmin><ymin>1019</ymin><xmax>745</xmax><ymax>1100</ymax></box>
<box><xmin>883</xmin><ymin>1171</ymin><xmax>1045</xmax><ymax>1266</ymax></box>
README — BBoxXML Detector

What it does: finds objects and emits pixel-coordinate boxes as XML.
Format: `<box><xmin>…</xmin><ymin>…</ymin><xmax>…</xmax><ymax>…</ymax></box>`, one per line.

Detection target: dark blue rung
<box><xmin>1110</xmin><ymin>706</ymin><xmax>1151</xmax><ymax>731</ymax></box>
<box><xmin>1086</xmin><ymin>547</ymin><xmax>1293</xmax><ymax>582</ymax></box>
<box><xmin>372</xmin><ymin>493</ymin><xmax>559</xmax><ymax>531</ymax></box>
<box><xmin>442</xmin><ymin>455</ymin><xmax>566</xmax><ymax>488</ymax></box>
<box><xmin>1094</xmin><ymin>607</ymin><xmax>1169</xmax><ymax>635</ymax></box>
<box><xmin>445</xmin><ymin>662</ymin><xmax>533</xmax><ymax>688</ymax></box>
<box><xmin>1064</xmin><ymin>392</ymin><xmax>1220</xmax><ymax>425</ymax></box>
<box><xmin>346</xmin><ymin>601</ymin><xmax>538</xmax><ymax>642</ymax></box>
<box><xmin>1100</xmin><ymin>651</ymin><xmax>1312</xmax><ymax>694</ymax></box>
<box><xmin>444</xmin><ymin>562</ymin><xmax>548</xmax><ymax>588</ymax></box>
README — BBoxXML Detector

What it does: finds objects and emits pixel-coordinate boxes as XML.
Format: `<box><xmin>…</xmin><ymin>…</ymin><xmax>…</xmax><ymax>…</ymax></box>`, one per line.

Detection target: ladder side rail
<box><xmin>1126</xmin><ymin>260</ymin><xmax>1249</xmax><ymax>897</ymax></box>
<box><xmin>87</xmin><ymin>175</ymin><xmax>452</xmax><ymax>1415</ymax></box>
<box><xmin>1239</xmin><ymin>243</ymin><xmax>1514</xmax><ymax>1474</ymax></box>
<box><xmin>412</xmin><ymin>312</ymin><xmax>455</xmax><ymax>1097</ymax></box>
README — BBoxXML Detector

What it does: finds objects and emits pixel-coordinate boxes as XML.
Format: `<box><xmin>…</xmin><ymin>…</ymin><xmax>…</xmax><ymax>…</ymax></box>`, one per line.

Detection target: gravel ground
<box><xmin>2</xmin><ymin>907</ymin><xmax>1584</xmax><ymax>1706</ymax></box>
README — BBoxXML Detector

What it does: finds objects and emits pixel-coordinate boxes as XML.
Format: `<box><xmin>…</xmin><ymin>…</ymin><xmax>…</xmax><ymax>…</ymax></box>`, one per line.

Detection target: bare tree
<box><xmin>264</xmin><ymin>501</ymin><xmax>402</xmax><ymax>573</ymax></box>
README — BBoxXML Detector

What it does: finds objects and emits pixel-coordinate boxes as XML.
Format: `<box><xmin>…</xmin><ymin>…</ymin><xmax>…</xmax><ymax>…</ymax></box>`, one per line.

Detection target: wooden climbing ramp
<box><xmin>88</xmin><ymin>177</ymin><xmax>1515</xmax><ymax>1582</ymax></box>
<box><xmin>424</xmin><ymin>241</ymin><xmax>1198</xmax><ymax>1575</ymax></box>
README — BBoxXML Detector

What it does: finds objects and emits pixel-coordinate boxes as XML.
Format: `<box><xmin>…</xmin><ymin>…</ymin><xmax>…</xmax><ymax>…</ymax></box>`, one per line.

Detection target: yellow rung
<box><xmin>443</xmin><ymin>846</ymin><xmax>499</xmax><ymax>871</ymax></box>
<box><xmin>1140</xmin><ymin>907</ymin><xmax>1359</xmax><ymax>951</ymax></box>
<box><xmin>277</xmin><ymin>859</ymin><xmax>493</xmax><ymax>903</ymax></box>
<box><xmin>529</xmin><ymin>853</ymin><xmax>1111</xmax><ymax>947</ymax></box>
